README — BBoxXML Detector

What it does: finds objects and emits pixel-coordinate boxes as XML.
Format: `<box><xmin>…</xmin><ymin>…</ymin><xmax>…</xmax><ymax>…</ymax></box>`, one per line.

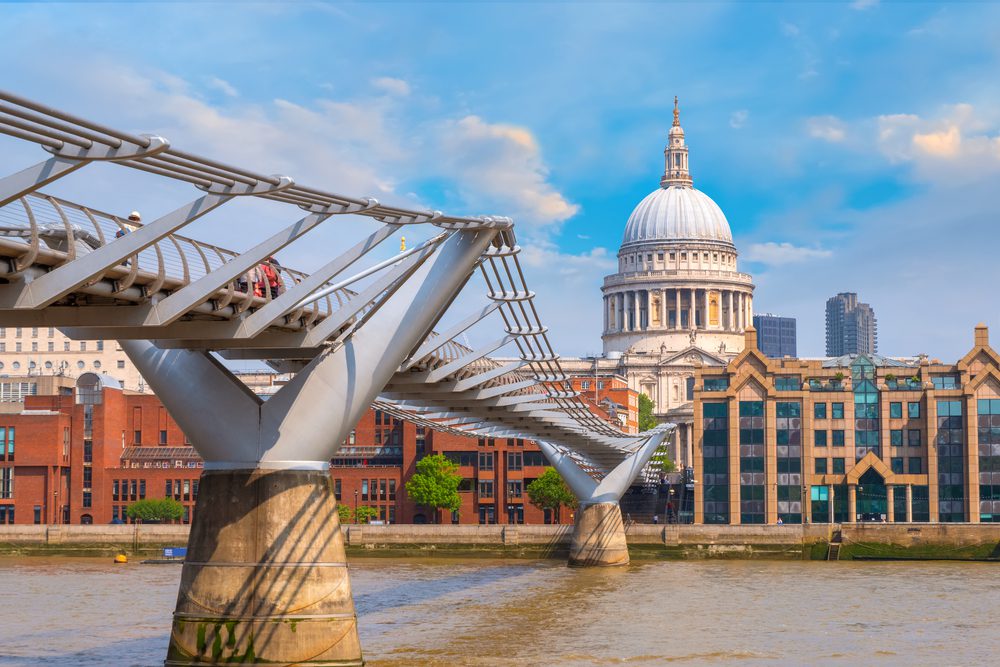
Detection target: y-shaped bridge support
<box><xmin>124</xmin><ymin>229</ymin><xmax>496</xmax><ymax>667</ymax></box>
<box><xmin>537</xmin><ymin>424</ymin><xmax>674</xmax><ymax>567</ymax></box>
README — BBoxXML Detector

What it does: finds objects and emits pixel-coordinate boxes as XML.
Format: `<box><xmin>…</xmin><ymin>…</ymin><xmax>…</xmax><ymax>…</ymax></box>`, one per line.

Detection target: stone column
<box><xmin>703</xmin><ymin>289</ymin><xmax>710</xmax><ymax>329</ymax></box>
<box><xmin>618</xmin><ymin>293</ymin><xmax>625</xmax><ymax>332</ymax></box>
<box><xmin>905</xmin><ymin>484</ymin><xmax>913</xmax><ymax>523</ymax></box>
<box><xmin>674</xmin><ymin>289</ymin><xmax>681</xmax><ymax>330</ymax></box>
<box><xmin>633</xmin><ymin>291</ymin><xmax>640</xmax><ymax>332</ymax></box>
<box><xmin>660</xmin><ymin>290</ymin><xmax>667</xmax><ymax>330</ymax></box>
<box><xmin>828</xmin><ymin>484</ymin><xmax>835</xmax><ymax>523</ymax></box>
<box><xmin>748</xmin><ymin>294</ymin><xmax>753</xmax><ymax>322</ymax></box>
<box><xmin>735</xmin><ymin>293</ymin><xmax>742</xmax><ymax>331</ymax></box>
<box><xmin>686</xmin><ymin>423</ymin><xmax>694</xmax><ymax>469</ymax></box>
<box><xmin>886</xmin><ymin>485</ymin><xmax>895</xmax><ymax>523</ymax></box>
<box><xmin>848</xmin><ymin>485</ymin><xmax>857</xmax><ymax>523</ymax></box>
<box><xmin>689</xmin><ymin>288</ymin><xmax>696</xmax><ymax>330</ymax></box>
<box><xmin>603</xmin><ymin>296</ymin><xmax>609</xmax><ymax>333</ymax></box>
<box><xmin>726</xmin><ymin>290</ymin><xmax>734</xmax><ymax>331</ymax></box>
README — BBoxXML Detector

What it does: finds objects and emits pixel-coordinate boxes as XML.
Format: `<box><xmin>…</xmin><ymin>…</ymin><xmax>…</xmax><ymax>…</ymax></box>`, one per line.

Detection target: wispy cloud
<box><xmin>206</xmin><ymin>76</ymin><xmax>238</xmax><ymax>98</ymax></box>
<box><xmin>850</xmin><ymin>0</ymin><xmax>879</xmax><ymax>10</ymax></box>
<box><xmin>371</xmin><ymin>76</ymin><xmax>411</xmax><ymax>97</ymax></box>
<box><xmin>807</xmin><ymin>115</ymin><xmax>847</xmax><ymax>142</ymax></box>
<box><xmin>729</xmin><ymin>110</ymin><xmax>749</xmax><ymax>129</ymax></box>
<box><xmin>745</xmin><ymin>242</ymin><xmax>833</xmax><ymax>265</ymax></box>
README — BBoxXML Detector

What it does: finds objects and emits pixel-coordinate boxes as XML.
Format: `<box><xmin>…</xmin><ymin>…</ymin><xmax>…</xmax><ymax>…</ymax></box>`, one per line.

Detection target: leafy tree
<box><xmin>404</xmin><ymin>453</ymin><xmax>462</xmax><ymax>523</ymax></box>
<box><xmin>337</xmin><ymin>504</ymin><xmax>353</xmax><ymax>524</ymax></box>
<box><xmin>659</xmin><ymin>456</ymin><xmax>677</xmax><ymax>473</ymax></box>
<box><xmin>126</xmin><ymin>498</ymin><xmax>184</xmax><ymax>523</ymax></box>
<box><xmin>638</xmin><ymin>392</ymin><xmax>658</xmax><ymax>432</ymax></box>
<box><xmin>526</xmin><ymin>467</ymin><xmax>577</xmax><ymax>522</ymax></box>
<box><xmin>354</xmin><ymin>506</ymin><xmax>379</xmax><ymax>524</ymax></box>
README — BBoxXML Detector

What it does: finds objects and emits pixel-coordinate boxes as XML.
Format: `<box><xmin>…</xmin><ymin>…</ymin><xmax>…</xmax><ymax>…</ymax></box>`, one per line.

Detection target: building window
<box><xmin>890</xmin><ymin>430</ymin><xmax>903</xmax><ymax>447</ymax></box>
<box><xmin>932</xmin><ymin>375</ymin><xmax>958</xmax><ymax>390</ymax></box>
<box><xmin>891</xmin><ymin>457</ymin><xmax>904</xmax><ymax>474</ymax></box>
<box><xmin>14</xmin><ymin>328</ymin><xmax>21</xmax><ymax>338</ymax></box>
<box><xmin>978</xmin><ymin>399</ymin><xmax>1000</xmax><ymax>522</ymax></box>
<box><xmin>64</xmin><ymin>341</ymin><xmax>70</xmax><ymax>351</ymax></box>
<box><xmin>703</xmin><ymin>377</ymin><xmax>729</xmax><ymax>391</ymax></box>
<box><xmin>890</xmin><ymin>402</ymin><xmax>902</xmax><ymax>419</ymax></box>
<box><xmin>0</xmin><ymin>468</ymin><xmax>13</xmax><ymax>499</ymax></box>
<box><xmin>907</xmin><ymin>429</ymin><xmax>921</xmax><ymax>447</ymax></box>
<box><xmin>936</xmin><ymin>400</ymin><xmax>964</xmax><ymax>522</ymax></box>
<box><xmin>815</xmin><ymin>458</ymin><xmax>828</xmax><ymax>474</ymax></box>
<box><xmin>478</xmin><ymin>505</ymin><xmax>496</xmax><ymax>524</ymax></box>
<box><xmin>908</xmin><ymin>457</ymin><xmax>923</xmax><ymax>474</ymax></box>
<box><xmin>506</xmin><ymin>480</ymin><xmax>523</xmax><ymax>498</ymax></box>
<box><xmin>96</xmin><ymin>340</ymin><xmax>104</xmax><ymax>351</ymax></box>
<box><xmin>159</xmin><ymin>430</ymin><xmax>168</xmax><ymax>445</ymax></box>
<box><xmin>738</xmin><ymin>400</ymin><xmax>766</xmax><ymax>525</ymax></box>
<box><xmin>82</xmin><ymin>466</ymin><xmax>92</xmax><ymax>487</ymax></box>
<box><xmin>832</xmin><ymin>430</ymin><xmax>845</xmax><ymax>446</ymax></box>
<box><xmin>478</xmin><ymin>480</ymin><xmax>494</xmax><ymax>499</ymax></box>
<box><xmin>48</xmin><ymin>342</ymin><xmax>53</xmax><ymax>352</ymax></box>
<box><xmin>80</xmin><ymin>341</ymin><xmax>87</xmax><ymax>351</ymax></box>
<box><xmin>82</xmin><ymin>491</ymin><xmax>92</xmax><ymax>508</ymax></box>
<box><xmin>774</xmin><ymin>376</ymin><xmax>800</xmax><ymax>391</ymax></box>
<box><xmin>702</xmin><ymin>402</ymin><xmax>729</xmax><ymax>524</ymax></box>
<box><xmin>507</xmin><ymin>451</ymin><xmax>522</xmax><ymax>471</ymax></box>
<box><xmin>832</xmin><ymin>458</ymin><xmax>846</xmax><ymax>474</ymax></box>
<box><xmin>361</xmin><ymin>479</ymin><xmax>369</xmax><ymax>501</ymax></box>
<box><xmin>775</xmin><ymin>402</ymin><xmax>802</xmax><ymax>524</ymax></box>
<box><xmin>581</xmin><ymin>380</ymin><xmax>590</xmax><ymax>390</ymax></box>
<box><xmin>31</xmin><ymin>327</ymin><xmax>38</xmax><ymax>338</ymax></box>
<box><xmin>15</xmin><ymin>343</ymin><xmax>21</xmax><ymax>353</ymax></box>
<box><xmin>908</xmin><ymin>402</ymin><xmax>921</xmax><ymax>419</ymax></box>
<box><xmin>113</xmin><ymin>480</ymin><xmax>120</xmax><ymax>501</ymax></box>
<box><xmin>478</xmin><ymin>451</ymin><xmax>494</xmax><ymax>472</ymax></box>
<box><xmin>815</xmin><ymin>430</ymin><xmax>827</xmax><ymax>447</ymax></box>
<box><xmin>832</xmin><ymin>403</ymin><xmax>844</xmax><ymax>419</ymax></box>
<box><xmin>31</xmin><ymin>342</ymin><xmax>37</xmax><ymax>352</ymax></box>
<box><xmin>388</xmin><ymin>479</ymin><xmax>396</xmax><ymax>500</ymax></box>
<box><xmin>139</xmin><ymin>480</ymin><xmax>146</xmax><ymax>499</ymax></box>
<box><xmin>814</xmin><ymin>403</ymin><xmax>827</xmax><ymax>419</ymax></box>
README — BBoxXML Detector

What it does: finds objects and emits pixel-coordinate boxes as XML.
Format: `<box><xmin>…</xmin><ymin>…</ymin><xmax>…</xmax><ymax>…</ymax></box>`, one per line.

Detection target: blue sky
<box><xmin>2</xmin><ymin>1</ymin><xmax>1000</xmax><ymax>359</ymax></box>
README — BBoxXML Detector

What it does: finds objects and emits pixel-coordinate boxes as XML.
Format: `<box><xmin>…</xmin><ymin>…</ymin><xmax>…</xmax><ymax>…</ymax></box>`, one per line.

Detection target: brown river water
<box><xmin>0</xmin><ymin>556</ymin><xmax>997</xmax><ymax>666</ymax></box>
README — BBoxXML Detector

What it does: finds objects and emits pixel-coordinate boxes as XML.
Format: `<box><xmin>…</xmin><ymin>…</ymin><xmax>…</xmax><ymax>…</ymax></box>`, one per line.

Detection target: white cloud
<box><xmin>744</xmin><ymin>242</ymin><xmax>833</xmax><ymax>265</ymax></box>
<box><xmin>807</xmin><ymin>115</ymin><xmax>846</xmax><ymax>142</ymax></box>
<box><xmin>206</xmin><ymin>76</ymin><xmax>239</xmax><ymax>97</ymax></box>
<box><xmin>434</xmin><ymin>115</ymin><xmax>580</xmax><ymax>230</ymax></box>
<box><xmin>850</xmin><ymin>0</ymin><xmax>879</xmax><ymax>10</ymax></box>
<box><xmin>875</xmin><ymin>104</ymin><xmax>1000</xmax><ymax>179</ymax></box>
<box><xmin>371</xmin><ymin>76</ymin><xmax>411</xmax><ymax>96</ymax></box>
<box><xmin>729</xmin><ymin>110</ymin><xmax>748</xmax><ymax>129</ymax></box>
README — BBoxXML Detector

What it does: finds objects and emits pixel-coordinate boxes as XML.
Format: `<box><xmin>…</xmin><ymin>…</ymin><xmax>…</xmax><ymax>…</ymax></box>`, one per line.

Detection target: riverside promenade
<box><xmin>4</xmin><ymin>523</ymin><xmax>1000</xmax><ymax>561</ymax></box>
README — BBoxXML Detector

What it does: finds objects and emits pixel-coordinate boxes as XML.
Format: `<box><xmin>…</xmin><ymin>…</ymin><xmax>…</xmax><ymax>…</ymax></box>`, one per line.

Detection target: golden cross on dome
<box><xmin>673</xmin><ymin>96</ymin><xmax>680</xmax><ymax>127</ymax></box>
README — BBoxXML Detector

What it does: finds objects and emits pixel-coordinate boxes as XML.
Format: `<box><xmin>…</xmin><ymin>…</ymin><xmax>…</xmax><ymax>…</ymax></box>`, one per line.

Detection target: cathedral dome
<box><xmin>622</xmin><ymin>185</ymin><xmax>733</xmax><ymax>247</ymax></box>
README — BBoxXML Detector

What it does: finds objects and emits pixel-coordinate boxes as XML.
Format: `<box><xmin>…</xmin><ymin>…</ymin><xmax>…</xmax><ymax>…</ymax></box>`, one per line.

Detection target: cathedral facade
<box><xmin>562</xmin><ymin>99</ymin><xmax>755</xmax><ymax>468</ymax></box>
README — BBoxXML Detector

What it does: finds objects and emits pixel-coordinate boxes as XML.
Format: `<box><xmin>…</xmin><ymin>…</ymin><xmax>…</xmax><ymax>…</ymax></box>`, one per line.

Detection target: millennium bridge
<box><xmin>0</xmin><ymin>90</ymin><xmax>673</xmax><ymax>666</ymax></box>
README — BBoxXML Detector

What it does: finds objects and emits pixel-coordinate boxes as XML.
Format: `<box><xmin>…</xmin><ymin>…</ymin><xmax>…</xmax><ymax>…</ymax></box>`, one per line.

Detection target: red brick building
<box><xmin>0</xmin><ymin>372</ymin><xmax>636</xmax><ymax>526</ymax></box>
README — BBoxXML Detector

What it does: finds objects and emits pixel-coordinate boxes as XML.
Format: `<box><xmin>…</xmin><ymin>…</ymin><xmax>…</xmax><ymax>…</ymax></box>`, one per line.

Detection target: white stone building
<box><xmin>562</xmin><ymin>98</ymin><xmax>755</xmax><ymax>468</ymax></box>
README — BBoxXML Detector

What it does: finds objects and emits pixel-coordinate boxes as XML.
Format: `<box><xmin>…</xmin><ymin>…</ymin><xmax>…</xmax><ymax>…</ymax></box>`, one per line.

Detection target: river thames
<box><xmin>0</xmin><ymin>556</ymin><xmax>997</xmax><ymax>666</ymax></box>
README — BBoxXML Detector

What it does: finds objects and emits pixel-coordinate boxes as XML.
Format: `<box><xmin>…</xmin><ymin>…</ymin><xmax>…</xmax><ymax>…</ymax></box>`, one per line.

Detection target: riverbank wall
<box><xmin>2</xmin><ymin>523</ymin><xmax>999</xmax><ymax>560</ymax></box>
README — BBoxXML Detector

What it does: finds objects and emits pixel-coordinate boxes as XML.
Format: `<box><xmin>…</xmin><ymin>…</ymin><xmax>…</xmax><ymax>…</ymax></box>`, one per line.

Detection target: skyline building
<box><xmin>826</xmin><ymin>292</ymin><xmax>877</xmax><ymax>356</ymax></box>
<box><xmin>753</xmin><ymin>313</ymin><xmax>797</xmax><ymax>358</ymax></box>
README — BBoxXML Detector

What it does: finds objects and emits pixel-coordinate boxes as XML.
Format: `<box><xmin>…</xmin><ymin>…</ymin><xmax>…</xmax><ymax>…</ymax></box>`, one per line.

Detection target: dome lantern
<box><xmin>660</xmin><ymin>96</ymin><xmax>692</xmax><ymax>188</ymax></box>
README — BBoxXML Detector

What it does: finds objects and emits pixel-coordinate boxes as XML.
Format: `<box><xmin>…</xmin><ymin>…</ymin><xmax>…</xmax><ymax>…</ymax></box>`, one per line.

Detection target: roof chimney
<box><xmin>975</xmin><ymin>323</ymin><xmax>989</xmax><ymax>347</ymax></box>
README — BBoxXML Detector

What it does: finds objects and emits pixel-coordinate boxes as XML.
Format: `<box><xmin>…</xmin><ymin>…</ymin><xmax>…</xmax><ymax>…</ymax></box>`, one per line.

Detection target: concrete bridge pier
<box><xmin>122</xmin><ymin>228</ymin><xmax>497</xmax><ymax>666</ymax></box>
<box><xmin>538</xmin><ymin>424</ymin><xmax>673</xmax><ymax>567</ymax></box>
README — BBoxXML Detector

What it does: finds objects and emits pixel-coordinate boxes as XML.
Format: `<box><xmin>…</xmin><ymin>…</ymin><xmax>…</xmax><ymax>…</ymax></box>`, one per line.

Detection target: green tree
<box><xmin>659</xmin><ymin>456</ymin><xmax>677</xmax><ymax>473</ymax></box>
<box><xmin>526</xmin><ymin>467</ymin><xmax>577</xmax><ymax>522</ymax></box>
<box><xmin>337</xmin><ymin>503</ymin><xmax>353</xmax><ymax>524</ymax></box>
<box><xmin>638</xmin><ymin>392</ymin><xmax>658</xmax><ymax>432</ymax></box>
<box><xmin>354</xmin><ymin>506</ymin><xmax>379</xmax><ymax>524</ymax></box>
<box><xmin>126</xmin><ymin>498</ymin><xmax>184</xmax><ymax>523</ymax></box>
<box><xmin>404</xmin><ymin>453</ymin><xmax>462</xmax><ymax>523</ymax></box>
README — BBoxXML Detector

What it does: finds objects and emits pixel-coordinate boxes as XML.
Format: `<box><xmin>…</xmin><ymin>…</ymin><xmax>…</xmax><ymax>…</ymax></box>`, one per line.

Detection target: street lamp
<box><xmin>354</xmin><ymin>489</ymin><xmax>358</xmax><ymax>523</ymax></box>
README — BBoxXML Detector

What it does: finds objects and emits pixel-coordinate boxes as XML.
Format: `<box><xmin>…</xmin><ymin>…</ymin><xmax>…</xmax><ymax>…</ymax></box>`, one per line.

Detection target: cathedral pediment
<box><xmin>658</xmin><ymin>345</ymin><xmax>727</xmax><ymax>368</ymax></box>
